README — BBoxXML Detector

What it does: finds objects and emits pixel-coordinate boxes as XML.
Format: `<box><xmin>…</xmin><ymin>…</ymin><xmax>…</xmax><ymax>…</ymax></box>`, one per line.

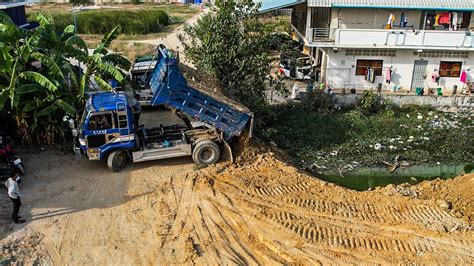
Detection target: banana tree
<box><xmin>0</xmin><ymin>13</ymin><xmax>129</xmax><ymax>144</ymax></box>
<box><xmin>71</xmin><ymin>25</ymin><xmax>131</xmax><ymax>101</ymax></box>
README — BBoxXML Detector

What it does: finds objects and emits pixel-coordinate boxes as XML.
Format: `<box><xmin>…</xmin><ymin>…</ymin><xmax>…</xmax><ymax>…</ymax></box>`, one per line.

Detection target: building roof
<box><xmin>0</xmin><ymin>2</ymin><xmax>26</xmax><ymax>9</ymax></box>
<box><xmin>307</xmin><ymin>0</ymin><xmax>474</xmax><ymax>10</ymax></box>
<box><xmin>258</xmin><ymin>0</ymin><xmax>305</xmax><ymax>12</ymax></box>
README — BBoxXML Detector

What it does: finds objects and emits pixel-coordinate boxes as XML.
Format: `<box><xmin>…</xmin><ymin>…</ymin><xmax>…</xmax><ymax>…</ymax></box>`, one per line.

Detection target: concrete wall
<box><xmin>335</xmin><ymin>29</ymin><xmax>474</xmax><ymax>49</ymax></box>
<box><xmin>324</xmin><ymin>49</ymin><xmax>474</xmax><ymax>91</ymax></box>
<box><xmin>332</xmin><ymin>93</ymin><xmax>474</xmax><ymax>110</ymax></box>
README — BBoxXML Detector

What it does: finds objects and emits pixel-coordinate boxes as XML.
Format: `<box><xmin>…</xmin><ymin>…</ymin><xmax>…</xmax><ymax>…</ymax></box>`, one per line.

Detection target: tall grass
<box><xmin>28</xmin><ymin>9</ymin><xmax>170</xmax><ymax>35</ymax></box>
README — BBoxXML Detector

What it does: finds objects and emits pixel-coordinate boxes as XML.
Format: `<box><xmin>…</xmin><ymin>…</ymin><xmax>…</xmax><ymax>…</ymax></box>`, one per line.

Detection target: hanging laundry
<box><xmin>385</xmin><ymin>68</ymin><xmax>392</xmax><ymax>84</ymax></box>
<box><xmin>452</xmin><ymin>12</ymin><xmax>458</xmax><ymax>31</ymax></box>
<box><xmin>386</xmin><ymin>13</ymin><xmax>395</xmax><ymax>29</ymax></box>
<box><xmin>370</xmin><ymin>68</ymin><xmax>376</xmax><ymax>83</ymax></box>
<box><xmin>438</xmin><ymin>12</ymin><xmax>451</xmax><ymax>24</ymax></box>
<box><xmin>431</xmin><ymin>71</ymin><xmax>440</xmax><ymax>84</ymax></box>
<box><xmin>460</xmin><ymin>70</ymin><xmax>467</xmax><ymax>83</ymax></box>
<box><xmin>399</xmin><ymin>13</ymin><xmax>408</xmax><ymax>28</ymax></box>
<box><xmin>434</xmin><ymin>14</ymin><xmax>440</xmax><ymax>26</ymax></box>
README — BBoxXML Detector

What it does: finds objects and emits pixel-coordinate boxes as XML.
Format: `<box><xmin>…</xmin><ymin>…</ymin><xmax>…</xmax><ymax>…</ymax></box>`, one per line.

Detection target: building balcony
<box><xmin>306</xmin><ymin>27</ymin><xmax>474</xmax><ymax>50</ymax></box>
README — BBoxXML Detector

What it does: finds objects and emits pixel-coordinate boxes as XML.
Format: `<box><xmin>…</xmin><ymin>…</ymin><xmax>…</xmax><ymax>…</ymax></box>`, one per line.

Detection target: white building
<box><xmin>260</xmin><ymin>0</ymin><xmax>474</xmax><ymax>92</ymax></box>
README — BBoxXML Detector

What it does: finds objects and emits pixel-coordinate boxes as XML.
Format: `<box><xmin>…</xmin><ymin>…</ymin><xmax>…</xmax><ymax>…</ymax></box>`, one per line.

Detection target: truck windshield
<box><xmin>88</xmin><ymin>113</ymin><xmax>113</xmax><ymax>130</ymax></box>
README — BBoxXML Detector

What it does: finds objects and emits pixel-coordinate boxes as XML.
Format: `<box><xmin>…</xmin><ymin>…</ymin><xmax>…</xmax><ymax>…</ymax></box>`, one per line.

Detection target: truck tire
<box><xmin>107</xmin><ymin>150</ymin><xmax>127</xmax><ymax>172</ymax></box>
<box><xmin>192</xmin><ymin>140</ymin><xmax>221</xmax><ymax>166</ymax></box>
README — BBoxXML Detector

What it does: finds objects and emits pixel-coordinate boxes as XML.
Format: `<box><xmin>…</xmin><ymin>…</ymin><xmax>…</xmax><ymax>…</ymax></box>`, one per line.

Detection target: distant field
<box><xmin>26</xmin><ymin>4</ymin><xmax>199</xmax><ymax>35</ymax></box>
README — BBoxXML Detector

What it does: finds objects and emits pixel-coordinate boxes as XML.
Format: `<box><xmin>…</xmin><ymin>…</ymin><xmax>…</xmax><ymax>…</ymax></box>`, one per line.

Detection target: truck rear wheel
<box><xmin>107</xmin><ymin>150</ymin><xmax>127</xmax><ymax>172</ymax></box>
<box><xmin>192</xmin><ymin>140</ymin><xmax>221</xmax><ymax>166</ymax></box>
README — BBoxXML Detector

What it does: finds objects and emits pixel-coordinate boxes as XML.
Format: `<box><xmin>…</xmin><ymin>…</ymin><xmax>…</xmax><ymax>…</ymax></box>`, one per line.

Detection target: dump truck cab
<box><xmin>78</xmin><ymin>92</ymin><xmax>136</xmax><ymax>161</ymax></box>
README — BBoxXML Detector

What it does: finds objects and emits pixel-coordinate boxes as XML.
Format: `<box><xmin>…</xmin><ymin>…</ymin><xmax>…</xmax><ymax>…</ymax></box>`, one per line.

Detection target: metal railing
<box><xmin>311</xmin><ymin>28</ymin><xmax>336</xmax><ymax>42</ymax></box>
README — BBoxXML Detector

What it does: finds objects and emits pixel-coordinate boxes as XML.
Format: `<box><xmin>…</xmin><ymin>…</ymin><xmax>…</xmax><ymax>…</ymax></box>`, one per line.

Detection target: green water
<box><xmin>318</xmin><ymin>163</ymin><xmax>473</xmax><ymax>191</ymax></box>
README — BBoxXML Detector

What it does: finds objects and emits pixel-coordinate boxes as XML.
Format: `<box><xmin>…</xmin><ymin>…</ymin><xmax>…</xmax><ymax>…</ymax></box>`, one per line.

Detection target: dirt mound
<box><xmin>179</xmin><ymin>63</ymin><xmax>250</xmax><ymax>113</ymax></box>
<box><xmin>1</xmin><ymin>150</ymin><xmax>473</xmax><ymax>264</ymax></box>
<box><xmin>416</xmin><ymin>174</ymin><xmax>474</xmax><ymax>224</ymax></box>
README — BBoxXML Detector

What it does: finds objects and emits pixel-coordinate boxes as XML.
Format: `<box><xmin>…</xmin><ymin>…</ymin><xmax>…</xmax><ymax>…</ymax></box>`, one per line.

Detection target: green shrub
<box><xmin>358</xmin><ymin>90</ymin><xmax>380</xmax><ymax>115</ymax></box>
<box><xmin>301</xmin><ymin>91</ymin><xmax>333</xmax><ymax>112</ymax></box>
<box><xmin>28</xmin><ymin>9</ymin><xmax>170</xmax><ymax>35</ymax></box>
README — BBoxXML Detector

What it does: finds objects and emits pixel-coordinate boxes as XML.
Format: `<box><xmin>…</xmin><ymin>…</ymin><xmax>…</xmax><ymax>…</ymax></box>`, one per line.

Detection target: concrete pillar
<box><xmin>321</xmin><ymin>49</ymin><xmax>328</xmax><ymax>82</ymax></box>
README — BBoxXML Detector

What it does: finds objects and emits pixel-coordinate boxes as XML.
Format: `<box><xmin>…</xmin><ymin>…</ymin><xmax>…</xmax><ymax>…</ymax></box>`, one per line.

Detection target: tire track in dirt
<box><xmin>205</xmin><ymin>156</ymin><xmax>474</xmax><ymax>264</ymax></box>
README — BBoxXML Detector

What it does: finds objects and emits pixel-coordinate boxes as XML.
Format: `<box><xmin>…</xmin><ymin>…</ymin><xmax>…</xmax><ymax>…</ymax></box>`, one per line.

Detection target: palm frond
<box><xmin>16</xmin><ymin>84</ymin><xmax>43</xmax><ymax>94</ymax></box>
<box><xmin>93</xmin><ymin>76</ymin><xmax>113</xmax><ymax>91</ymax></box>
<box><xmin>66</xmin><ymin>35</ymin><xmax>88</xmax><ymax>53</ymax></box>
<box><xmin>37</xmin><ymin>103</ymin><xmax>57</xmax><ymax>116</ymax></box>
<box><xmin>55</xmin><ymin>99</ymin><xmax>76</xmax><ymax>115</ymax></box>
<box><xmin>30</xmin><ymin>52</ymin><xmax>65</xmax><ymax>81</ymax></box>
<box><xmin>102</xmin><ymin>53</ymin><xmax>131</xmax><ymax>71</ymax></box>
<box><xmin>19</xmin><ymin>71</ymin><xmax>58</xmax><ymax>92</ymax></box>
<box><xmin>94</xmin><ymin>25</ymin><xmax>121</xmax><ymax>55</ymax></box>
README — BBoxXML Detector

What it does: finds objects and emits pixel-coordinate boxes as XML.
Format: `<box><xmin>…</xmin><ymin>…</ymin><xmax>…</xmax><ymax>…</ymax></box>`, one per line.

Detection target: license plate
<box><xmin>13</xmin><ymin>158</ymin><xmax>21</xmax><ymax>165</ymax></box>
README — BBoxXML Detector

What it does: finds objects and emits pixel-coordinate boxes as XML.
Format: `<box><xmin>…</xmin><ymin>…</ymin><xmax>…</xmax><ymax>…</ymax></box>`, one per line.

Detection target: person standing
<box><xmin>5</xmin><ymin>172</ymin><xmax>25</xmax><ymax>224</ymax></box>
<box><xmin>131</xmin><ymin>94</ymin><xmax>142</xmax><ymax>128</ymax></box>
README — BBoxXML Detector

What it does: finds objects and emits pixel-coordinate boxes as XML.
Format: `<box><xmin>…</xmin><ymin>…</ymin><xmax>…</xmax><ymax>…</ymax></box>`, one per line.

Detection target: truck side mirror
<box><xmin>68</xmin><ymin>119</ymin><xmax>75</xmax><ymax>129</ymax></box>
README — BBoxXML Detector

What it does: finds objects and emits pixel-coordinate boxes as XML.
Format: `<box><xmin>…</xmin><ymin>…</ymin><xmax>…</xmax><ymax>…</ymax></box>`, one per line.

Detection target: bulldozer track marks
<box><xmin>263</xmin><ymin>210</ymin><xmax>473</xmax><ymax>260</ymax></box>
<box><xmin>253</xmin><ymin>181</ymin><xmax>311</xmax><ymax>197</ymax></box>
<box><xmin>209</xmin><ymin>172</ymin><xmax>474</xmax><ymax>263</ymax></box>
<box><xmin>284</xmin><ymin>197</ymin><xmax>463</xmax><ymax>226</ymax></box>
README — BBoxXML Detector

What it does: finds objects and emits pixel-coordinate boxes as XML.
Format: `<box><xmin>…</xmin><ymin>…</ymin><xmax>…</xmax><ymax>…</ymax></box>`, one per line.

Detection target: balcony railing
<box><xmin>334</xmin><ymin>29</ymin><xmax>473</xmax><ymax>49</ymax></box>
<box><xmin>311</xmin><ymin>28</ymin><xmax>336</xmax><ymax>42</ymax></box>
<box><xmin>306</xmin><ymin>27</ymin><xmax>474</xmax><ymax>49</ymax></box>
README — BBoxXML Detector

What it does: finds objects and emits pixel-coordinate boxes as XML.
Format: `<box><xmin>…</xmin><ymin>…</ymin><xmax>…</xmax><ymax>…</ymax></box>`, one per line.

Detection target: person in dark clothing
<box><xmin>5</xmin><ymin>172</ymin><xmax>25</xmax><ymax>224</ymax></box>
<box><xmin>131</xmin><ymin>94</ymin><xmax>142</xmax><ymax>128</ymax></box>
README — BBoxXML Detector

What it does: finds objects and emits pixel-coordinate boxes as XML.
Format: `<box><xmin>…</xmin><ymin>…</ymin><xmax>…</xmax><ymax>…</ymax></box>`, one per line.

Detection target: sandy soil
<box><xmin>0</xmin><ymin>143</ymin><xmax>472</xmax><ymax>264</ymax></box>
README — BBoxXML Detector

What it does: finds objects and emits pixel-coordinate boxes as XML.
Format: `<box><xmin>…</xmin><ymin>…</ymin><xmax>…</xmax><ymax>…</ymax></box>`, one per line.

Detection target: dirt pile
<box><xmin>179</xmin><ymin>63</ymin><xmax>250</xmax><ymax>113</ymax></box>
<box><xmin>0</xmin><ymin>149</ymin><xmax>473</xmax><ymax>264</ymax></box>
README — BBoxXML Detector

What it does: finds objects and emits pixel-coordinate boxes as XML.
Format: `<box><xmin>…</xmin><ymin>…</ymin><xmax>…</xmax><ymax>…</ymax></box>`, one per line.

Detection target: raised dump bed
<box><xmin>148</xmin><ymin>46</ymin><xmax>252</xmax><ymax>141</ymax></box>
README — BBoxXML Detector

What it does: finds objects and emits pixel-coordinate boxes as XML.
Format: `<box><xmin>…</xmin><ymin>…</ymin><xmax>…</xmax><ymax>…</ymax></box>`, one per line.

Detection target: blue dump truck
<box><xmin>68</xmin><ymin>45</ymin><xmax>253</xmax><ymax>172</ymax></box>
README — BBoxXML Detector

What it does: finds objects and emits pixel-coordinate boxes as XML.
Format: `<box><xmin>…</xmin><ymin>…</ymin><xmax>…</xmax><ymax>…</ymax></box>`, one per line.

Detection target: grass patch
<box><xmin>257</xmin><ymin>102</ymin><xmax>474</xmax><ymax>169</ymax></box>
<box><xmin>109</xmin><ymin>42</ymin><xmax>156</xmax><ymax>62</ymax></box>
<box><xmin>29</xmin><ymin>9</ymin><xmax>169</xmax><ymax>34</ymax></box>
<box><xmin>26</xmin><ymin>4</ymin><xmax>198</xmax><ymax>35</ymax></box>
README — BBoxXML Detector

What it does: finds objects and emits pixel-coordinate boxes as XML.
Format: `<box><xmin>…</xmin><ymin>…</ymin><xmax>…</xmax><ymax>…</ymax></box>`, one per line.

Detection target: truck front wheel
<box><xmin>192</xmin><ymin>140</ymin><xmax>221</xmax><ymax>166</ymax></box>
<box><xmin>107</xmin><ymin>150</ymin><xmax>128</xmax><ymax>172</ymax></box>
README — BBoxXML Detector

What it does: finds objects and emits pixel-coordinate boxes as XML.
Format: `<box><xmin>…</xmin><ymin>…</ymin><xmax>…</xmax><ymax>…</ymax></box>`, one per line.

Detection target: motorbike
<box><xmin>0</xmin><ymin>135</ymin><xmax>26</xmax><ymax>175</ymax></box>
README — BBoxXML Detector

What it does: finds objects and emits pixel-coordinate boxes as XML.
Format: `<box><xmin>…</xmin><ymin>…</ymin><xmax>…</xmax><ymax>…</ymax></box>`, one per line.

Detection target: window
<box><xmin>439</xmin><ymin>61</ymin><xmax>462</xmax><ymax>77</ymax></box>
<box><xmin>346</xmin><ymin>49</ymin><xmax>396</xmax><ymax>57</ymax></box>
<box><xmin>114</xmin><ymin>112</ymin><xmax>128</xmax><ymax>128</ymax></box>
<box><xmin>419</xmin><ymin>51</ymin><xmax>468</xmax><ymax>58</ymax></box>
<box><xmin>88</xmin><ymin>113</ymin><xmax>113</xmax><ymax>130</ymax></box>
<box><xmin>356</xmin><ymin>60</ymin><xmax>383</xmax><ymax>76</ymax></box>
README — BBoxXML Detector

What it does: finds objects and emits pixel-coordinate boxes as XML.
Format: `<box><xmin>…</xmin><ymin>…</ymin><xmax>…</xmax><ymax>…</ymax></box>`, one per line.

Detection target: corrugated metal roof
<box><xmin>307</xmin><ymin>0</ymin><xmax>474</xmax><ymax>10</ymax></box>
<box><xmin>258</xmin><ymin>0</ymin><xmax>306</xmax><ymax>12</ymax></box>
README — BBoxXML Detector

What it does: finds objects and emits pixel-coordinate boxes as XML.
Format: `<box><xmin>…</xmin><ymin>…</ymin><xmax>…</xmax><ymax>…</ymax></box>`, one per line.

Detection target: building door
<box><xmin>410</xmin><ymin>60</ymin><xmax>428</xmax><ymax>91</ymax></box>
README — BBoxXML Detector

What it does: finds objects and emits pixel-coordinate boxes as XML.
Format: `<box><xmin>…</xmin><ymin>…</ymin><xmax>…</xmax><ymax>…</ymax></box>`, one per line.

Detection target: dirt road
<box><xmin>1</xmin><ymin>145</ymin><xmax>472</xmax><ymax>264</ymax></box>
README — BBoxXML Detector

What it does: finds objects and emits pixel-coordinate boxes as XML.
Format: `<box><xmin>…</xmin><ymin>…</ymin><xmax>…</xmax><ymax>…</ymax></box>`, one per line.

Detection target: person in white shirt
<box><xmin>5</xmin><ymin>172</ymin><xmax>25</xmax><ymax>224</ymax></box>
